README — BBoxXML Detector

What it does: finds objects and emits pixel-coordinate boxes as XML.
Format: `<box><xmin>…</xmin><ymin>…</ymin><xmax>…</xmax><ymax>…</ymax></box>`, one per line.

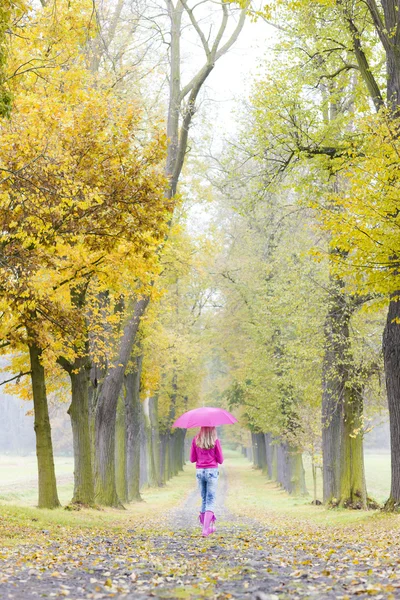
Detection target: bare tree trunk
<box><xmin>321</xmin><ymin>279</ymin><xmax>367</xmax><ymax>507</ymax></box>
<box><xmin>286</xmin><ymin>446</ymin><xmax>307</xmax><ymax>495</ymax></box>
<box><xmin>159</xmin><ymin>432</ymin><xmax>169</xmax><ymax>485</ymax></box>
<box><xmin>143</xmin><ymin>397</ymin><xmax>158</xmax><ymax>486</ymax></box>
<box><xmin>139</xmin><ymin>400</ymin><xmax>149</xmax><ymax>488</ymax></box>
<box><xmin>264</xmin><ymin>433</ymin><xmax>273</xmax><ymax>479</ymax></box>
<box><xmin>28</xmin><ymin>340</ymin><xmax>60</xmax><ymax>509</ymax></box>
<box><xmin>125</xmin><ymin>356</ymin><xmax>143</xmax><ymax>502</ymax></box>
<box><xmin>115</xmin><ymin>392</ymin><xmax>127</xmax><ymax>503</ymax></box>
<box><xmin>94</xmin><ymin>298</ymin><xmax>149</xmax><ymax>506</ymax></box>
<box><xmin>382</xmin><ymin>38</ymin><xmax>400</xmax><ymax>509</ymax></box>
<box><xmin>251</xmin><ymin>432</ymin><xmax>258</xmax><ymax>467</ymax></box>
<box><xmin>276</xmin><ymin>441</ymin><xmax>287</xmax><ymax>489</ymax></box>
<box><xmin>68</xmin><ymin>359</ymin><xmax>95</xmax><ymax>506</ymax></box>
<box><xmin>383</xmin><ymin>294</ymin><xmax>400</xmax><ymax>509</ymax></box>
<box><xmin>149</xmin><ymin>396</ymin><xmax>162</xmax><ymax>486</ymax></box>
<box><xmin>344</xmin><ymin>0</ymin><xmax>400</xmax><ymax>510</ymax></box>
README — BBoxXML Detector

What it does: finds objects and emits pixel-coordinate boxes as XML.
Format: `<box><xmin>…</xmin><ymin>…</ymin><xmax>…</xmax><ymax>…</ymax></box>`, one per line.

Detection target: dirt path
<box><xmin>1</xmin><ymin>467</ymin><xmax>399</xmax><ymax>599</ymax></box>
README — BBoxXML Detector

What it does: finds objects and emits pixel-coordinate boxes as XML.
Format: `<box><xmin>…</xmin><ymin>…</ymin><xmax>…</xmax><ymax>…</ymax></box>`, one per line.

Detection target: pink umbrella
<box><xmin>172</xmin><ymin>406</ymin><xmax>237</xmax><ymax>429</ymax></box>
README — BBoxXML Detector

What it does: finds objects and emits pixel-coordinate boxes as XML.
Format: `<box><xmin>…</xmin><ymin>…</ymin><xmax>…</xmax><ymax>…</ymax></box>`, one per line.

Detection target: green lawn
<box><xmin>303</xmin><ymin>451</ymin><xmax>391</xmax><ymax>504</ymax></box>
<box><xmin>0</xmin><ymin>450</ymin><xmax>392</xmax><ymax>507</ymax></box>
<box><xmin>0</xmin><ymin>455</ymin><xmax>74</xmax><ymax>505</ymax></box>
<box><xmin>364</xmin><ymin>452</ymin><xmax>391</xmax><ymax>502</ymax></box>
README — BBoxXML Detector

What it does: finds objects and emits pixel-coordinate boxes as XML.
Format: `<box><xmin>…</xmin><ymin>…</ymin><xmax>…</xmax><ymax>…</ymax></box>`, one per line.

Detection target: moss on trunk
<box><xmin>66</xmin><ymin>358</ymin><xmax>95</xmax><ymax>506</ymax></box>
<box><xmin>28</xmin><ymin>341</ymin><xmax>60</xmax><ymax>509</ymax></box>
<box><xmin>125</xmin><ymin>364</ymin><xmax>143</xmax><ymax>502</ymax></box>
<box><xmin>115</xmin><ymin>392</ymin><xmax>127</xmax><ymax>503</ymax></box>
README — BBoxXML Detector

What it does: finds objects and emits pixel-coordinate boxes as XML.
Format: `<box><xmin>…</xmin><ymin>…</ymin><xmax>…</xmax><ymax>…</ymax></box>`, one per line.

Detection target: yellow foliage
<box><xmin>0</xmin><ymin>0</ymin><xmax>169</xmax><ymax>395</ymax></box>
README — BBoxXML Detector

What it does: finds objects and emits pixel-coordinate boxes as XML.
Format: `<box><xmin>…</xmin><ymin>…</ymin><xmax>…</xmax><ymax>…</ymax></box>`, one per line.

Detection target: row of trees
<box><xmin>0</xmin><ymin>0</ymin><xmax>248</xmax><ymax>508</ymax></box>
<box><xmin>2</xmin><ymin>0</ymin><xmax>399</xmax><ymax>514</ymax></box>
<box><xmin>210</xmin><ymin>0</ymin><xmax>399</xmax><ymax>509</ymax></box>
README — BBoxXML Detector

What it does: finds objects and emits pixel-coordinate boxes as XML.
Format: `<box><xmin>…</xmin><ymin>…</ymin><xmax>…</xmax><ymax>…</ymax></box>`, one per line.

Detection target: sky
<box><xmin>185</xmin><ymin>12</ymin><xmax>276</xmax><ymax>147</ymax></box>
<box><xmin>179</xmin><ymin>6</ymin><xmax>276</xmax><ymax>233</ymax></box>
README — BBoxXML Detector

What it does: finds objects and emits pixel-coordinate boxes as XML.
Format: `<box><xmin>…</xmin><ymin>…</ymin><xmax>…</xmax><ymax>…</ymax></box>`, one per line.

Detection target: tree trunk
<box><xmin>287</xmin><ymin>446</ymin><xmax>307</xmax><ymax>495</ymax></box>
<box><xmin>321</xmin><ymin>280</ymin><xmax>367</xmax><ymax>507</ymax></box>
<box><xmin>139</xmin><ymin>400</ymin><xmax>149</xmax><ymax>488</ymax></box>
<box><xmin>28</xmin><ymin>341</ymin><xmax>60</xmax><ymax>509</ymax></box>
<box><xmin>125</xmin><ymin>356</ymin><xmax>143</xmax><ymax>502</ymax></box>
<box><xmin>382</xmin><ymin>38</ymin><xmax>400</xmax><ymax>509</ymax></box>
<box><xmin>175</xmin><ymin>428</ymin><xmax>186</xmax><ymax>472</ymax></box>
<box><xmin>276</xmin><ymin>441</ymin><xmax>287</xmax><ymax>489</ymax></box>
<box><xmin>159</xmin><ymin>432</ymin><xmax>169</xmax><ymax>485</ymax></box>
<box><xmin>257</xmin><ymin>433</ymin><xmax>267</xmax><ymax>474</ymax></box>
<box><xmin>339</xmin><ymin>385</ymin><xmax>367</xmax><ymax>507</ymax></box>
<box><xmin>347</xmin><ymin>1</ymin><xmax>400</xmax><ymax>510</ymax></box>
<box><xmin>264</xmin><ymin>433</ymin><xmax>273</xmax><ymax>479</ymax></box>
<box><xmin>149</xmin><ymin>396</ymin><xmax>162</xmax><ymax>486</ymax></box>
<box><xmin>271</xmin><ymin>440</ymin><xmax>278</xmax><ymax>481</ymax></box>
<box><xmin>167</xmin><ymin>433</ymin><xmax>176</xmax><ymax>479</ymax></box>
<box><xmin>115</xmin><ymin>392</ymin><xmax>127</xmax><ymax>503</ymax></box>
<box><xmin>94</xmin><ymin>297</ymin><xmax>148</xmax><ymax>506</ymax></box>
<box><xmin>383</xmin><ymin>294</ymin><xmax>400</xmax><ymax>509</ymax></box>
<box><xmin>251</xmin><ymin>432</ymin><xmax>259</xmax><ymax>468</ymax></box>
<box><xmin>68</xmin><ymin>358</ymin><xmax>95</xmax><ymax>506</ymax></box>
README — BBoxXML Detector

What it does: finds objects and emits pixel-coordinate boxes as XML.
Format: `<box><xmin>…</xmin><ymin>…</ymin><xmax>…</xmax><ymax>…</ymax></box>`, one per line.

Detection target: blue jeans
<box><xmin>196</xmin><ymin>468</ymin><xmax>219</xmax><ymax>513</ymax></box>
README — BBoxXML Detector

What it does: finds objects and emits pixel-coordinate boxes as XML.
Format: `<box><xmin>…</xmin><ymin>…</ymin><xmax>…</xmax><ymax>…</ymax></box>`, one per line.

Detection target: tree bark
<box><xmin>264</xmin><ymin>433</ymin><xmax>274</xmax><ymax>479</ymax></box>
<box><xmin>28</xmin><ymin>341</ymin><xmax>60</xmax><ymax>509</ymax></box>
<box><xmin>139</xmin><ymin>400</ymin><xmax>149</xmax><ymax>488</ymax></box>
<box><xmin>95</xmin><ymin>297</ymin><xmax>149</xmax><ymax>506</ymax></box>
<box><xmin>143</xmin><ymin>397</ymin><xmax>158</xmax><ymax>487</ymax></box>
<box><xmin>350</xmin><ymin>0</ymin><xmax>400</xmax><ymax>510</ymax></box>
<box><xmin>383</xmin><ymin>294</ymin><xmax>400</xmax><ymax>508</ymax></box>
<box><xmin>115</xmin><ymin>391</ymin><xmax>127</xmax><ymax>503</ymax></box>
<box><xmin>275</xmin><ymin>440</ymin><xmax>307</xmax><ymax>494</ymax></box>
<box><xmin>321</xmin><ymin>280</ymin><xmax>367</xmax><ymax>507</ymax></box>
<box><xmin>149</xmin><ymin>396</ymin><xmax>162</xmax><ymax>486</ymax></box>
<box><xmin>67</xmin><ymin>358</ymin><xmax>95</xmax><ymax>506</ymax></box>
<box><xmin>125</xmin><ymin>355</ymin><xmax>143</xmax><ymax>502</ymax></box>
<box><xmin>381</xmin><ymin>17</ymin><xmax>400</xmax><ymax>509</ymax></box>
<box><xmin>159</xmin><ymin>432</ymin><xmax>169</xmax><ymax>485</ymax></box>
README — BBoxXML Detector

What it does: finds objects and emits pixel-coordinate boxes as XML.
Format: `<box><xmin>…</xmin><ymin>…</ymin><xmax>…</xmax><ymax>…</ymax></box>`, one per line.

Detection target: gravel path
<box><xmin>1</xmin><ymin>467</ymin><xmax>399</xmax><ymax>600</ymax></box>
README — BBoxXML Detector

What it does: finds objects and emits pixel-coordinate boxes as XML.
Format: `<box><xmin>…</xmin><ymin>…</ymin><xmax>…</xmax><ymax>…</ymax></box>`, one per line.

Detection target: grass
<box><xmin>0</xmin><ymin>455</ymin><xmax>74</xmax><ymax>505</ymax></box>
<box><xmin>0</xmin><ymin>449</ymin><xmax>398</xmax><ymax>558</ymax></box>
<box><xmin>302</xmin><ymin>451</ymin><xmax>392</xmax><ymax>504</ymax></box>
<box><xmin>0</xmin><ymin>450</ymin><xmax>391</xmax><ymax>507</ymax></box>
<box><xmin>224</xmin><ymin>450</ymin><xmax>398</xmax><ymax>528</ymax></box>
<box><xmin>364</xmin><ymin>451</ymin><xmax>392</xmax><ymax>502</ymax></box>
<box><xmin>0</xmin><ymin>463</ymin><xmax>195</xmax><ymax>551</ymax></box>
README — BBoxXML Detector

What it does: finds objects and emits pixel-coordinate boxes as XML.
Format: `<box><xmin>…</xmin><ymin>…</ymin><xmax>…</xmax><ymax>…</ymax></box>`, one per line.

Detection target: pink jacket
<box><xmin>190</xmin><ymin>437</ymin><xmax>224</xmax><ymax>469</ymax></box>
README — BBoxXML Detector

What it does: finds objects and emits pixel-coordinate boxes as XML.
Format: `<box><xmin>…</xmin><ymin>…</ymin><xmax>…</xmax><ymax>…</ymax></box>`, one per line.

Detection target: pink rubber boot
<box><xmin>199</xmin><ymin>512</ymin><xmax>205</xmax><ymax>527</ymax></box>
<box><xmin>209</xmin><ymin>513</ymin><xmax>216</xmax><ymax>534</ymax></box>
<box><xmin>202</xmin><ymin>511</ymin><xmax>214</xmax><ymax>537</ymax></box>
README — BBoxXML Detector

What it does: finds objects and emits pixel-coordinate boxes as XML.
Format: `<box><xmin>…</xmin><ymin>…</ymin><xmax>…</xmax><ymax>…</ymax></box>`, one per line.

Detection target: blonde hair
<box><xmin>196</xmin><ymin>426</ymin><xmax>217</xmax><ymax>449</ymax></box>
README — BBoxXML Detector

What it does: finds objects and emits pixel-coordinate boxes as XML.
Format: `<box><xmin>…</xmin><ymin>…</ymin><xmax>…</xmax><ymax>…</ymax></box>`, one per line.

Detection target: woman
<box><xmin>190</xmin><ymin>426</ymin><xmax>224</xmax><ymax>537</ymax></box>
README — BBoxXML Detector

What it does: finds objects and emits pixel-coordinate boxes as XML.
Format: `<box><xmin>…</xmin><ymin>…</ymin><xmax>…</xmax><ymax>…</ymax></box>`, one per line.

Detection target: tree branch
<box><xmin>179</xmin><ymin>0</ymin><xmax>249</xmax><ymax>101</ymax></box>
<box><xmin>0</xmin><ymin>371</ymin><xmax>31</xmax><ymax>386</ymax></box>
<box><xmin>362</xmin><ymin>0</ymin><xmax>391</xmax><ymax>52</ymax></box>
<box><xmin>215</xmin><ymin>1</ymin><xmax>249</xmax><ymax>61</ymax></box>
<box><xmin>345</xmin><ymin>12</ymin><xmax>384</xmax><ymax>111</ymax></box>
<box><xmin>180</xmin><ymin>0</ymin><xmax>210</xmax><ymax>56</ymax></box>
<box><xmin>57</xmin><ymin>356</ymin><xmax>73</xmax><ymax>373</ymax></box>
<box><xmin>211</xmin><ymin>0</ymin><xmax>229</xmax><ymax>56</ymax></box>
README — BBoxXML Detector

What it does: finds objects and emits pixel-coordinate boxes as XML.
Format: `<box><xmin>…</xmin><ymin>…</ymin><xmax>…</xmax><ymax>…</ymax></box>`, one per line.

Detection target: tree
<box><xmin>93</xmin><ymin>0</ymin><xmax>249</xmax><ymax>506</ymax></box>
<box><xmin>0</xmin><ymin>0</ymin><xmax>169</xmax><ymax>507</ymax></box>
<box><xmin>241</xmin><ymin>2</ymin><xmax>387</xmax><ymax>506</ymax></box>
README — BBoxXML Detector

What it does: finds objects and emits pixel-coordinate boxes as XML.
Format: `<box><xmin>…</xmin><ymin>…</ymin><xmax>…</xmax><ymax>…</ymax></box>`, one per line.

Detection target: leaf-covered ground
<box><xmin>1</xmin><ymin>454</ymin><xmax>400</xmax><ymax>600</ymax></box>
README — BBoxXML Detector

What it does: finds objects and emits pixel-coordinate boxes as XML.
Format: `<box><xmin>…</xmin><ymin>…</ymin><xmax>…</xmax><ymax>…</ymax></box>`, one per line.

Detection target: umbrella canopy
<box><xmin>172</xmin><ymin>406</ymin><xmax>237</xmax><ymax>429</ymax></box>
